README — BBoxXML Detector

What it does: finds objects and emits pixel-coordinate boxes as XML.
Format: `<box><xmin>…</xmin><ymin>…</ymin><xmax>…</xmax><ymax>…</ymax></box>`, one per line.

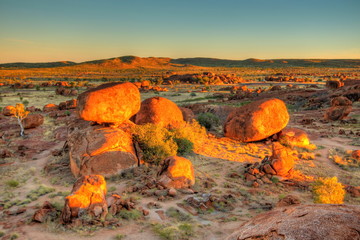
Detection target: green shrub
<box><xmin>132</xmin><ymin>124</ymin><xmax>178</xmax><ymax>164</ymax></box>
<box><xmin>172</xmin><ymin>120</ymin><xmax>207</xmax><ymax>150</ymax></box>
<box><xmin>174</xmin><ymin>138</ymin><xmax>193</xmax><ymax>156</ymax></box>
<box><xmin>312</xmin><ymin>177</ymin><xmax>345</xmax><ymax>204</ymax></box>
<box><xmin>6</xmin><ymin>180</ymin><xmax>19</xmax><ymax>188</ymax></box>
<box><xmin>196</xmin><ymin>112</ymin><xmax>220</xmax><ymax>130</ymax></box>
<box><xmin>27</xmin><ymin>185</ymin><xmax>55</xmax><ymax>201</ymax></box>
<box><xmin>118</xmin><ymin>209</ymin><xmax>142</xmax><ymax>220</ymax></box>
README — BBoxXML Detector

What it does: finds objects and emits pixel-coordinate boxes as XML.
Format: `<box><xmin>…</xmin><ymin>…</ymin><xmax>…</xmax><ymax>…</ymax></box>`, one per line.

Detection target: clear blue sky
<box><xmin>0</xmin><ymin>0</ymin><xmax>359</xmax><ymax>63</ymax></box>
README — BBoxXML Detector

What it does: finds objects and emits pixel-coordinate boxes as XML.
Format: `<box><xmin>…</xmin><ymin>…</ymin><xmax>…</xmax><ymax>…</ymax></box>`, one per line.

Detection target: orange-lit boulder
<box><xmin>61</xmin><ymin>175</ymin><xmax>107</xmax><ymax>223</ymax></box>
<box><xmin>270</xmin><ymin>142</ymin><xmax>297</xmax><ymax>176</ymax></box>
<box><xmin>135</xmin><ymin>97</ymin><xmax>185</xmax><ymax>128</ymax></box>
<box><xmin>43</xmin><ymin>103</ymin><xmax>59</xmax><ymax>112</ymax></box>
<box><xmin>279</xmin><ymin>128</ymin><xmax>312</xmax><ymax>149</ymax></box>
<box><xmin>2</xmin><ymin>106</ymin><xmax>15</xmax><ymax>116</ymax></box>
<box><xmin>23</xmin><ymin>114</ymin><xmax>44</xmax><ymax>129</ymax></box>
<box><xmin>227</xmin><ymin>204</ymin><xmax>360</xmax><ymax>240</ymax></box>
<box><xmin>68</xmin><ymin>125</ymin><xmax>138</xmax><ymax>177</ymax></box>
<box><xmin>158</xmin><ymin>156</ymin><xmax>195</xmax><ymax>189</ymax></box>
<box><xmin>224</xmin><ymin>98</ymin><xmax>289</xmax><ymax>142</ymax></box>
<box><xmin>77</xmin><ymin>82</ymin><xmax>140</xmax><ymax>124</ymax></box>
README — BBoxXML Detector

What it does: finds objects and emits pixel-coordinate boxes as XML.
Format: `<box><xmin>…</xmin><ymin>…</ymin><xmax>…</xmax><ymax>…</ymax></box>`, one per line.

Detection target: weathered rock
<box><xmin>59</xmin><ymin>99</ymin><xmax>77</xmax><ymax>110</ymax></box>
<box><xmin>135</xmin><ymin>97</ymin><xmax>185</xmax><ymax>128</ymax></box>
<box><xmin>271</xmin><ymin>142</ymin><xmax>297</xmax><ymax>176</ymax></box>
<box><xmin>352</xmin><ymin>150</ymin><xmax>360</xmax><ymax>160</ymax></box>
<box><xmin>77</xmin><ymin>82</ymin><xmax>140</xmax><ymax>124</ymax></box>
<box><xmin>23</xmin><ymin>114</ymin><xmax>44</xmax><ymax>129</ymax></box>
<box><xmin>33</xmin><ymin>201</ymin><xmax>57</xmax><ymax>223</ymax></box>
<box><xmin>227</xmin><ymin>204</ymin><xmax>360</xmax><ymax>240</ymax></box>
<box><xmin>279</xmin><ymin>127</ymin><xmax>311</xmax><ymax>148</ymax></box>
<box><xmin>276</xmin><ymin>195</ymin><xmax>301</xmax><ymax>207</ymax></box>
<box><xmin>331</xmin><ymin>96</ymin><xmax>352</xmax><ymax>106</ymax></box>
<box><xmin>324</xmin><ymin>106</ymin><xmax>352</xmax><ymax>121</ymax></box>
<box><xmin>224</xmin><ymin>98</ymin><xmax>289</xmax><ymax>142</ymax></box>
<box><xmin>2</xmin><ymin>106</ymin><xmax>15</xmax><ymax>116</ymax></box>
<box><xmin>263</xmin><ymin>164</ymin><xmax>277</xmax><ymax>175</ymax></box>
<box><xmin>158</xmin><ymin>156</ymin><xmax>195</xmax><ymax>189</ymax></box>
<box><xmin>326</xmin><ymin>80</ymin><xmax>344</xmax><ymax>89</ymax></box>
<box><xmin>61</xmin><ymin>175</ymin><xmax>107</xmax><ymax>223</ymax></box>
<box><xmin>43</xmin><ymin>104</ymin><xmax>59</xmax><ymax>112</ymax></box>
<box><xmin>179</xmin><ymin>107</ymin><xmax>195</xmax><ymax>122</ymax></box>
<box><xmin>68</xmin><ymin>125</ymin><xmax>138</xmax><ymax>177</ymax></box>
<box><xmin>0</xmin><ymin>149</ymin><xmax>13</xmax><ymax>158</ymax></box>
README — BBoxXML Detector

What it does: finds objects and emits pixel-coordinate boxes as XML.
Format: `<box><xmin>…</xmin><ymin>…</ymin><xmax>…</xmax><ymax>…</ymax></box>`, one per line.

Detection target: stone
<box><xmin>2</xmin><ymin>106</ymin><xmax>15</xmax><ymax>116</ymax></box>
<box><xmin>224</xmin><ymin>98</ymin><xmax>289</xmax><ymax>142</ymax></box>
<box><xmin>23</xmin><ymin>114</ymin><xmax>44</xmax><ymax>129</ymax></box>
<box><xmin>352</xmin><ymin>150</ymin><xmax>360</xmax><ymax>160</ymax></box>
<box><xmin>43</xmin><ymin>104</ymin><xmax>59</xmax><ymax>112</ymax></box>
<box><xmin>68</xmin><ymin>125</ymin><xmax>138</xmax><ymax>177</ymax></box>
<box><xmin>59</xmin><ymin>99</ymin><xmax>77</xmax><ymax>110</ymax></box>
<box><xmin>135</xmin><ymin>97</ymin><xmax>185</xmax><ymax>128</ymax></box>
<box><xmin>279</xmin><ymin>127</ymin><xmax>311</xmax><ymax>148</ymax></box>
<box><xmin>33</xmin><ymin>201</ymin><xmax>56</xmax><ymax>223</ymax></box>
<box><xmin>158</xmin><ymin>156</ymin><xmax>195</xmax><ymax>189</ymax></box>
<box><xmin>227</xmin><ymin>204</ymin><xmax>360</xmax><ymax>240</ymax></box>
<box><xmin>331</xmin><ymin>96</ymin><xmax>352</xmax><ymax>106</ymax></box>
<box><xmin>324</xmin><ymin>106</ymin><xmax>352</xmax><ymax>121</ymax></box>
<box><xmin>168</xmin><ymin>188</ymin><xmax>177</xmax><ymax>197</ymax></box>
<box><xmin>276</xmin><ymin>195</ymin><xmax>301</xmax><ymax>207</ymax></box>
<box><xmin>179</xmin><ymin>107</ymin><xmax>195</xmax><ymax>122</ymax></box>
<box><xmin>61</xmin><ymin>175</ymin><xmax>108</xmax><ymax>223</ymax></box>
<box><xmin>77</xmin><ymin>82</ymin><xmax>140</xmax><ymax>124</ymax></box>
<box><xmin>270</xmin><ymin>142</ymin><xmax>297</xmax><ymax>177</ymax></box>
<box><xmin>263</xmin><ymin>164</ymin><xmax>277</xmax><ymax>175</ymax></box>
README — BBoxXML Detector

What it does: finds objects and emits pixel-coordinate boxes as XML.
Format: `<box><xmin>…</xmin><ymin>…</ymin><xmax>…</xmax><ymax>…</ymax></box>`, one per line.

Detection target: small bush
<box><xmin>196</xmin><ymin>112</ymin><xmax>220</xmax><ymax>130</ymax></box>
<box><xmin>114</xmin><ymin>234</ymin><xmax>126</xmax><ymax>240</ymax></box>
<box><xmin>172</xmin><ymin>120</ymin><xmax>207</xmax><ymax>150</ymax></box>
<box><xmin>312</xmin><ymin>177</ymin><xmax>345</xmax><ymax>204</ymax></box>
<box><xmin>152</xmin><ymin>223</ymin><xmax>195</xmax><ymax>240</ymax></box>
<box><xmin>132</xmin><ymin>124</ymin><xmax>178</xmax><ymax>165</ymax></box>
<box><xmin>174</xmin><ymin>138</ymin><xmax>193</xmax><ymax>156</ymax></box>
<box><xmin>166</xmin><ymin>207</ymin><xmax>192</xmax><ymax>222</ymax></box>
<box><xmin>117</xmin><ymin>209</ymin><xmax>142</xmax><ymax>220</ymax></box>
<box><xmin>6</xmin><ymin>180</ymin><xmax>19</xmax><ymax>188</ymax></box>
<box><xmin>27</xmin><ymin>185</ymin><xmax>55</xmax><ymax>201</ymax></box>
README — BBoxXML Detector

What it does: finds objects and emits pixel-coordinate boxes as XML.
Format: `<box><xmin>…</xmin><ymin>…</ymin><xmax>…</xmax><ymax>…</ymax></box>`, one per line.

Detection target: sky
<box><xmin>0</xmin><ymin>0</ymin><xmax>359</xmax><ymax>63</ymax></box>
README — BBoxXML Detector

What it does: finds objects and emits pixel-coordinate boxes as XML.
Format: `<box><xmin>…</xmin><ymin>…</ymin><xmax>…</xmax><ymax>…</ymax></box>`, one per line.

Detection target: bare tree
<box><xmin>11</xmin><ymin>103</ymin><xmax>29</xmax><ymax>137</ymax></box>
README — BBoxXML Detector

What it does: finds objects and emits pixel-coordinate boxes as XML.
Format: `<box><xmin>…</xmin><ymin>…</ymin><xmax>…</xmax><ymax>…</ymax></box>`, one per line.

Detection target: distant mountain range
<box><xmin>1</xmin><ymin>56</ymin><xmax>360</xmax><ymax>69</ymax></box>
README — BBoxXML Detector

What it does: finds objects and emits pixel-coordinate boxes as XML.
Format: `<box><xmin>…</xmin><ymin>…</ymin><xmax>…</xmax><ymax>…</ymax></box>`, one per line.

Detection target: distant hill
<box><xmin>1</xmin><ymin>56</ymin><xmax>360</xmax><ymax>69</ymax></box>
<box><xmin>0</xmin><ymin>61</ymin><xmax>76</xmax><ymax>69</ymax></box>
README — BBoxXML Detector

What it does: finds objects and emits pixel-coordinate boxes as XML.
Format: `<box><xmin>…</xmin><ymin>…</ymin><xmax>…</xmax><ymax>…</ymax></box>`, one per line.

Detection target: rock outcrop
<box><xmin>224</xmin><ymin>98</ymin><xmax>289</xmax><ymax>142</ymax></box>
<box><xmin>68</xmin><ymin>125</ymin><xmax>138</xmax><ymax>177</ymax></box>
<box><xmin>227</xmin><ymin>204</ymin><xmax>360</xmax><ymax>240</ymax></box>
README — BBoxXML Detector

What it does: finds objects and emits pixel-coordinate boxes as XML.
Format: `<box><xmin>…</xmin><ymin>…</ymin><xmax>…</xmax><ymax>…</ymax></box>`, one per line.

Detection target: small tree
<box><xmin>10</xmin><ymin>103</ymin><xmax>29</xmax><ymax>137</ymax></box>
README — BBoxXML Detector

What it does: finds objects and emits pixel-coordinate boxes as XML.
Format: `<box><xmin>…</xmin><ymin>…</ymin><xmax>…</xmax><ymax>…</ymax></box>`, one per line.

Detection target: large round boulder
<box><xmin>68</xmin><ymin>125</ymin><xmax>138</xmax><ymax>177</ymax></box>
<box><xmin>157</xmin><ymin>156</ymin><xmax>195</xmax><ymax>189</ymax></box>
<box><xmin>227</xmin><ymin>204</ymin><xmax>360</xmax><ymax>240</ymax></box>
<box><xmin>224</xmin><ymin>98</ymin><xmax>289</xmax><ymax>142</ymax></box>
<box><xmin>2</xmin><ymin>106</ymin><xmax>15</xmax><ymax>116</ymax></box>
<box><xmin>77</xmin><ymin>82</ymin><xmax>140</xmax><ymax>124</ymax></box>
<box><xmin>135</xmin><ymin>97</ymin><xmax>184</xmax><ymax>128</ymax></box>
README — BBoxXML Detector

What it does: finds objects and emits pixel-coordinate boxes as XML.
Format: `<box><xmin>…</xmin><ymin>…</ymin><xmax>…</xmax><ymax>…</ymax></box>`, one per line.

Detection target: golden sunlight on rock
<box><xmin>279</xmin><ymin>127</ymin><xmax>316</xmax><ymax>149</ymax></box>
<box><xmin>270</xmin><ymin>142</ymin><xmax>297</xmax><ymax>177</ymax></box>
<box><xmin>135</xmin><ymin>96</ymin><xmax>185</xmax><ymax>128</ymax></box>
<box><xmin>158</xmin><ymin>156</ymin><xmax>195</xmax><ymax>189</ymax></box>
<box><xmin>224</xmin><ymin>98</ymin><xmax>289</xmax><ymax>142</ymax></box>
<box><xmin>77</xmin><ymin>82</ymin><xmax>140</xmax><ymax>124</ymax></box>
<box><xmin>68</xmin><ymin>125</ymin><xmax>138</xmax><ymax>177</ymax></box>
<box><xmin>61</xmin><ymin>175</ymin><xmax>107</xmax><ymax>223</ymax></box>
